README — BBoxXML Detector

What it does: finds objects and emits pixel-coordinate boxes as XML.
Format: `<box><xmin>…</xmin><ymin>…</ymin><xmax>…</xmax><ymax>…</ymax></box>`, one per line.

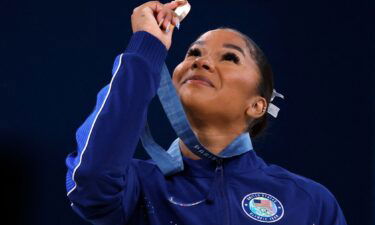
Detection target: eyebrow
<box><xmin>223</xmin><ymin>43</ymin><xmax>245</xmax><ymax>57</ymax></box>
<box><xmin>188</xmin><ymin>40</ymin><xmax>205</xmax><ymax>49</ymax></box>
<box><xmin>188</xmin><ymin>41</ymin><xmax>245</xmax><ymax>57</ymax></box>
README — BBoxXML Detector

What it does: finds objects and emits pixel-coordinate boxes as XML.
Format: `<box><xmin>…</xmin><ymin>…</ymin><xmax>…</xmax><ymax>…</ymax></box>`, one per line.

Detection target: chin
<box><xmin>178</xmin><ymin>86</ymin><xmax>215</xmax><ymax>111</ymax></box>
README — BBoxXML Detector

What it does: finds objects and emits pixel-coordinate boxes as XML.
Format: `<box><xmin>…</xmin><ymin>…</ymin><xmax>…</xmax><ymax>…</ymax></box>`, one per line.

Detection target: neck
<box><xmin>179</xmin><ymin>123</ymin><xmax>245</xmax><ymax>160</ymax></box>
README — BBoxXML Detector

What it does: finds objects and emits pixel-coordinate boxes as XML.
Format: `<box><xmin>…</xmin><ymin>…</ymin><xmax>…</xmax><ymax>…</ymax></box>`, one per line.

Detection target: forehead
<box><xmin>190</xmin><ymin>29</ymin><xmax>255</xmax><ymax>63</ymax></box>
<box><xmin>194</xmin><ymin>29</ymin><xmax>247</xmax><ymax>48</ymax></box>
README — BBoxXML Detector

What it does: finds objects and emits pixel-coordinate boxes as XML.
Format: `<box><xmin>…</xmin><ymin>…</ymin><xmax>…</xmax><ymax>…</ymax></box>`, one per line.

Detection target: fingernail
<box><xmin>165</xmin><ymin>22</ymin><xmax>171</xmax><ymax>32</ymax></box>
<box><xmin>176</xmin><ymin>22</ymin><xmax>180</xmax><ymax>30</ymax></box>
<box><xmin>158</xmin><ymin>18</ymin><xmax>164</xmax><ymax>27</ymax></box>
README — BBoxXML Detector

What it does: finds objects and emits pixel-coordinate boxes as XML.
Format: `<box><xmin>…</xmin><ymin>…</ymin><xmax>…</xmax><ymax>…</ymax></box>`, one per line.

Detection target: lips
<box><xmin>182</xmin><ymin>75</ymin><xmax>214</xmax><ymax>87</ymax></box>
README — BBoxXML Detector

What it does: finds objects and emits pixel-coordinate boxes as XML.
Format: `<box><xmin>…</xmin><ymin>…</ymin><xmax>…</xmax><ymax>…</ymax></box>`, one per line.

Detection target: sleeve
<box><xmin>65</xmin><ymin>31</ymin><xmax>168</xmax><ymax>225</ymax></box>
<box><xmin>313</xmin><ymin>183</ymin><xmax>347</xmax><ymax>225</ymax></box>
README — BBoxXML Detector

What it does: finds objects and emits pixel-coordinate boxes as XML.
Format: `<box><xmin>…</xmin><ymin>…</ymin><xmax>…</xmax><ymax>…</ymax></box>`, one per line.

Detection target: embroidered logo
<box><xmin>241</xmin><ymin>192</ymin><xmax>284</xmax><ymax>223</ymax></box>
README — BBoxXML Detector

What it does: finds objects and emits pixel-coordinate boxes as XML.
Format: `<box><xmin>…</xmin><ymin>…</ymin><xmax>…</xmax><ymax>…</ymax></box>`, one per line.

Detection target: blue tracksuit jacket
<box><xmin>65</xmin><ymin>31</ymin><xmax>347</xmax><ymax>225</ymax></box>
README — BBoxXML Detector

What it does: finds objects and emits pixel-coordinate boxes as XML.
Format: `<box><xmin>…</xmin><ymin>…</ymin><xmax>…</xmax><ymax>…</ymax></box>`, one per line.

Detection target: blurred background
<box><xmin>0</xmin><ymin>0</ymin><xmax>373</xmax><ymax>224</ymax></box>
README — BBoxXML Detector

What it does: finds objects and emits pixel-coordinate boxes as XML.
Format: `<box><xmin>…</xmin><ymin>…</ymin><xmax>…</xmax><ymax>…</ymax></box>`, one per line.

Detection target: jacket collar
<box><xmin>180</xmin><ymin>150</ymin><xmax>267</xmax><ymax>178</ymax></box>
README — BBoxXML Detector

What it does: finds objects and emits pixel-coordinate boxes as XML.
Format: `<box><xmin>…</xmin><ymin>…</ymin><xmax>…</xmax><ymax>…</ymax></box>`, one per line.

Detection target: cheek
<box><xmin>172</xmin><ymin>62</ymin><xmax>186</xmax><ymax>87</ymax></box>
<box><xmin>219</xmin><ymin>73</ymin><xmax>257</xmax><ymax>103</ymax></box>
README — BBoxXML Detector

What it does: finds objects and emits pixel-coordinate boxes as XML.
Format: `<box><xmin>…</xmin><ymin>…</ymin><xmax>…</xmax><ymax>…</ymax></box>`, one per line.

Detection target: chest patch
<box><xmin>241</xmin><ymin>192</ymin><xmax>284</xmax><ymax>223</ymax></box>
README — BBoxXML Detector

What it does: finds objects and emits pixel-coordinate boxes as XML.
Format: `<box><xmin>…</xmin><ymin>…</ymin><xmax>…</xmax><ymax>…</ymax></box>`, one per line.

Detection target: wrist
<box><xmin>125</xmin><ymin>31</ymin><xmax>168</xmax><ymax>70</ymax></box>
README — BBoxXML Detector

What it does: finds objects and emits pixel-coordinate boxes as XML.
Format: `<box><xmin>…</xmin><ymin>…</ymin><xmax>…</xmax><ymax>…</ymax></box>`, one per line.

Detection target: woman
<box><xmin>65</xmin><ymin>1</ymin><xmax>347</xmax><ymax>224</ymax></box>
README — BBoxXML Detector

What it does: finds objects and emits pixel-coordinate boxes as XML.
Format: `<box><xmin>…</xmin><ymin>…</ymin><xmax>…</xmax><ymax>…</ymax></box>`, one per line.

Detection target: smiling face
<box><xmin>172</xmin><ymin>29</ymin><xmax>267</xmax><ymax>131</ymax></box>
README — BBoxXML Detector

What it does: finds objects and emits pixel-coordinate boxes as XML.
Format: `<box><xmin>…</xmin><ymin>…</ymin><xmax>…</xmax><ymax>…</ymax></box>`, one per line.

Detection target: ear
<box><xmin>245</xmin><ymin>96</ymin><xmax>267</xmax><ymax>119</ymax></box>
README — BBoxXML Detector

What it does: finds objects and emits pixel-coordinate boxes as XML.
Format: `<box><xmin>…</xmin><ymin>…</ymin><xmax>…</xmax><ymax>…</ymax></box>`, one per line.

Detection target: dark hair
<box><xmin>201</xmin><ymin>27</ymin><xmax>275</xmax><ymax>138</ymax></box>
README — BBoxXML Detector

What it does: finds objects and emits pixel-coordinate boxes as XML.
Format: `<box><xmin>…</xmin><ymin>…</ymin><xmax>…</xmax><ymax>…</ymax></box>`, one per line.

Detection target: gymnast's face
<box><xmin>172</xmin><ymin>29</ymin><xmax>265</xmax><ymax>127</ymax></box>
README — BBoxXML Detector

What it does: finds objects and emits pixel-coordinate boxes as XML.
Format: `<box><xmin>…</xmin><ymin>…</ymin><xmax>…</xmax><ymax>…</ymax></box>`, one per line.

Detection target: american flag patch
<box><xmin>253</xmin><ymin>199</ymin><xmax>274</xmax><ymax>213</ymax></box>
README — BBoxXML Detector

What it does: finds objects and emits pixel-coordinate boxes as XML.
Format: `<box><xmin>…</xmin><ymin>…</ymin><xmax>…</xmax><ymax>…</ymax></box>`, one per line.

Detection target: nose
<box><xmin>191</xmin><ymin>57</ymin><xmax>214</xmax><ymax>72</ymax></box>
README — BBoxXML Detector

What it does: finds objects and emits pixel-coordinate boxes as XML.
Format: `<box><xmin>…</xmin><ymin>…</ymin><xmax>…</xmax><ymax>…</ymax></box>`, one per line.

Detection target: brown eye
<box><xmin>186</xmin><ymin>48</ymin><xmax>201</xmax><ymax>57</ymax></box>
<box><xmin>222</xmin><ymin>52</ymin><xmax>240</xmax><ymax>64</ymax></box>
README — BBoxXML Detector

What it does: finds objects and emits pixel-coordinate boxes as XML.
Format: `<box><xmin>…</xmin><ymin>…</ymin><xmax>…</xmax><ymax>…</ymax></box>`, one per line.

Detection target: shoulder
<box><xmin>262</xmin><ymin>163</ymin><xmax>332</xmax><ymax>199</ymax></box>
<box><xmin>261</xmin><ymin>163</ymin><xmax>347</xmax><ymax>224</ymax></box>
<box><xmin>130</xmin><ymin>158</ymin><xmax>163</xmax><ymax>177</ymax></box>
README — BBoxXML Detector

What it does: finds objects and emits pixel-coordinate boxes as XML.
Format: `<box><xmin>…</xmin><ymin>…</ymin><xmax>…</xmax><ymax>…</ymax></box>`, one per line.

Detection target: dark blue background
<box><xmin>0</xmin><ymin>0</ymin><xmax>373</xmax><ymax>224</ymax></box>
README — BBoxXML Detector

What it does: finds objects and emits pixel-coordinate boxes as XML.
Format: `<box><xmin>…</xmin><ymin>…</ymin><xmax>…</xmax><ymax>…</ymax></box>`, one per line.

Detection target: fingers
<box><xmin>138</xmin><ymin>1</ymin><xmax>182</xmax><ymax>32</ymax></box>
<box><xmin>156</xmin><ymin>8</ymin><xmax>165</xmax><ymax>26</ymax></box>
<box><xmin>172</xmin><ymin>16</ymin><xmax>180</xmax><ymax>29</ymax></box>
<box><xmin>156</xmin><ymin>7</ymin><xmax>180</xmax><ymax>31</ymax></box>
<box><xmin>134</xmin><ymin>1</ymin><xmax>162</xmax><ymax>14</ymax></box>
<box><xmin>163</xmin><ymin>12</ymin><xmax>173</xmax><ymax>31</ymax></box>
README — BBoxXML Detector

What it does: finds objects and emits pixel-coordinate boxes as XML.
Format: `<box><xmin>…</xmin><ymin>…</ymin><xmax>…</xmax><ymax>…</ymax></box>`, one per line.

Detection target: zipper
<box><xmin>216</xmin><ymin>159</ymin><xmax>230</xmax><ymax>225</ymax></box>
